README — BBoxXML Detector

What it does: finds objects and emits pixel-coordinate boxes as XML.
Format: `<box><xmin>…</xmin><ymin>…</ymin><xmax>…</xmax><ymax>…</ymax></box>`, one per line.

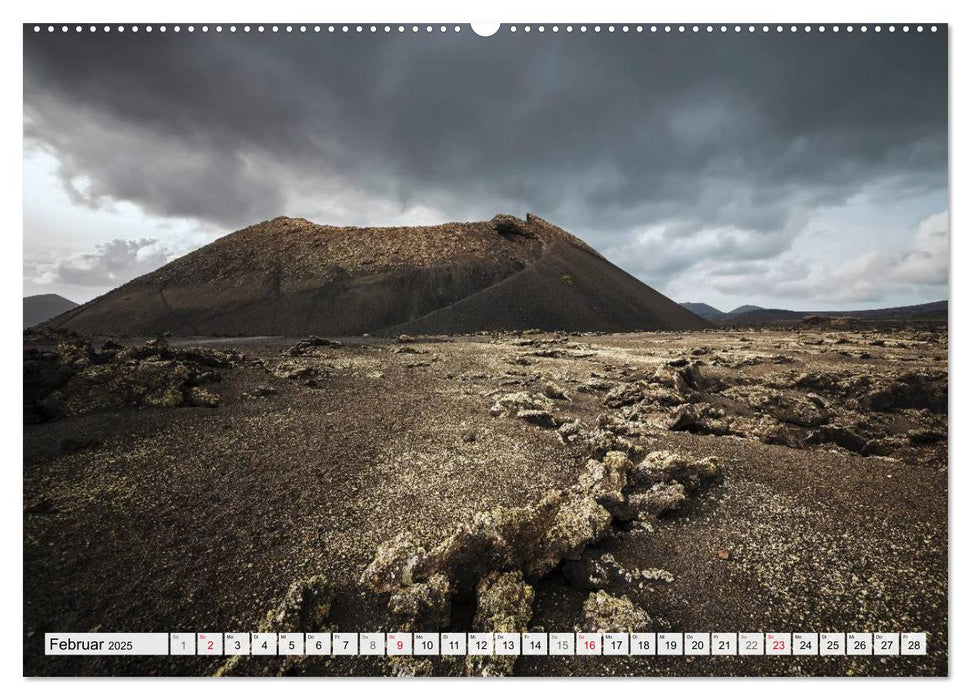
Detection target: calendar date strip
<box><xmin>45</xmin><ymin>631</ymin><xmax>928</xmax><ymax>657</ymax></box>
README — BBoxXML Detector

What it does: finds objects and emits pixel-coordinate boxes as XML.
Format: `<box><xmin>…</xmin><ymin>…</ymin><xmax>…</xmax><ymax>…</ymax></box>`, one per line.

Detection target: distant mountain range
<box><xmin>680</xmin><ymin>300</ymin><xmax>947</xmax><ymax>325</ymax></box>
<box><xmin>680</xmin><ymin>302</ymin><xmax>765</xmax><ymax>322</ymax></box>
<box><xmin>23</xmin><ymin>294</ymin><xmax>78</xmax><ymax>329</ymax></box>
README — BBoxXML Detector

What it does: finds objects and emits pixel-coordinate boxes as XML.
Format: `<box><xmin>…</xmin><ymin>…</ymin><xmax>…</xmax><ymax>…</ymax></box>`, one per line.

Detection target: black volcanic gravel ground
<box><xmin>23</xmin><ymin>328</ymin><xmax>947</xmax><ymax>676</ymax></box>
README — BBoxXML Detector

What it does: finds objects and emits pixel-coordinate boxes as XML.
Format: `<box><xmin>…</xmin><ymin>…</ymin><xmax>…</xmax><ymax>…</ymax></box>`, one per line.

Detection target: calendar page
<box><xmin>21</xmin><ymin>9</ymin><xmax>948</xmax><ymax>680</ymax></box>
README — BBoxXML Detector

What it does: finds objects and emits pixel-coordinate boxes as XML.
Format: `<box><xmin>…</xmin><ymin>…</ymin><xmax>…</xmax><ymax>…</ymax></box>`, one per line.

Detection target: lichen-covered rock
<box><xmin>39</xmin><ymin>360</ymin><xmax>210</xmax><ymax>417</ymax></box>
<box><xmin>527</xmin><ymin>348</ymin><xmax>567</xmax><ymax>359</ymax></box>
<box><xmin>582</xmin><ymin>591</ymin><xmax>651</xmax><ymax>632</ymax></box>
<box><xmin>581</xmin><ymin>428</ymin><xmax>644</xmax><ymax>460</ymax></box>
<box><xmin>364</xmin><ymin>489</ymin><xmax>612</xmax><ymax>601</ymax></box>
<box><xmin>627</xmin><ymin>482</ymin><xmax>687</xmax><ymax>519</ymax></box>
<box><xmin>861</xmin><ymin>371</ymin><xmax>947</xmax><ymax>413</ymax></box>
<box><xmin>187</xmin><ymin>387</ymin><xmax>221</xmax><ymax>408</ymax></box>
<box><xmin>578</xmin><ymin>451</ymin><xmax>633</xmax><ymax>519</ymax></box>
<box><xmin>467</xmin><ymin>570</ymin><xmax>534</xmax><ymax>676</ymax></box>
<box><xmin>284</xmin><ymin>336</ymin><xmax>342</xmax><ymax>357</ymax></box>
<box><xmin>754</xmin><ymin>422</ymin><xmax>806</xmax><ymax>449</ymax></box>
<box><xmin>533</xmin><ymin>495</ymin><xmax>613</xmax><ymax>576</ymax></box>
<box><xmin>792</xmin><ymin>371</ymin><xmax>843</xmax><ymax>393</ymax></box>
<box><xmin>630</xmin><ymin>450</ymin><xmax>680</xmax><ymax>486</ymax></box>
<box><xmin>667</xmin><ymin>403</ymin><xmax>733</xmax><ymax>436</ymax></box>
<box><xmin>388</xmin><ymin>657</ymin><xmax>434</xmax><ymax>676</ymax></box>
<box><xmin>271</xmin><ymin>359</ymin><xmax>329</xmax><ymax>384</ymax></box>
<box><xmin>360</xmin><ymin>534</ymin><xmax>427</xmax><ymax>593</ymax></box>
<box><xmin>543</xmin><ymin>382</ymin><xmax>571</xmax><ymax>401</ymax></box>
<box><xmin>790</xmin><ymin>368</ymin><xmax>947</xmax><ymax>416</ymax></box>
<box><xmin>170</xmin><ymin>346</ymin><xmax>244</xmax><ymax>368</ymax></box>
<box><xmin>564</xmin><ymin>554</ymin><xmax>674</xmax><ymax>591</ymax></box>
<box><xmin>604</xmin><ymin>381</ymin><xmax>648</xmax><ymax>408</ymax></box>
<box><xmin>473</xmin><ymin>570</ymin><xmax>534</xmax><ymax>633</ymax></box>
<box><xmin>111</xmin><ymin>341</ymin><xmax>242</xmax><ymax>368</ymax></box>
<box><xmin>389</xmin><ymin>573</ymin><xmax>453</xmax><ymax>631</ymax></box>
<box><xmin>808</xmin><ymin>423</ymin><xmax>867</xmax><ymax>453</ymax></box>
<box><xmin>57</xmin><ymin>340</ymin><xmax>98</xmax><ymax>368</ymax></box>
<box><xmin>262</xmin><ymin>575</ymin><xmax>334</xmax><ymax>632</ymax></box>
<box><xmin>515</xmin><ymin>408</ymin><xmax>557</xmax><ymax>428</ymax></box>
<box><xmin>639</xmin><ymin>385</ymin><xmax>686</xmax><ymax>408</ymax></box>
<box><xmin>419</xmin><ymin>499</ymin><xmax>557</xmax><ymax>585</ymax></box>
<box><xmin>651</xmin><ymin>360</ymin><xmax>706</xmax><ymax>395</ymax></box>
<box><xmin>557</xmin><ymin>420</ymin><xmax>583</xmax><ymax>443</ymax></box>
<box><xmin>490</xmin><ymin>391</ymin><xmax>555</xmax><ymax>418</ymax></box>
<box><xmin>24</xmin><ymin>338</ymin><xmax>237</xmax><ymax>422</ymax></box>
<box><xmin>629</xmin><ymin>451</ymin><xmax>721</xmax><ymax>492</ymax></box>
<box><xmin>726</xmin><ymin>387</ymin><xmax>830</xmax><ymax>427</ymax></box>
<box><xmin>578</xmin><ymin>451</ymin><xmax>630</xmax><ymax>498</ymax></box>
<box><xmin>577</xmin><ymin>378</ymin><xmax>613</xmax><ymax>393</ymax></box>
<box><xmin>638</xmin><ymin>568</ymin><xmax>675</xmax><ymax>583</ymax></box>
<box><xmin>597</xmin><ymin>411</ymin><xmax>649</xmax><ymax>438</ymax></box>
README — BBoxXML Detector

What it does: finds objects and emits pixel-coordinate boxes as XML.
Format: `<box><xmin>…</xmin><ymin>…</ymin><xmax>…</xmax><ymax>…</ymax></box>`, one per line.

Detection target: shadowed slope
<box><xmin>46</xmin><ymin>214</ymin><xmax>709</xmax><ymax>336</ymax></box>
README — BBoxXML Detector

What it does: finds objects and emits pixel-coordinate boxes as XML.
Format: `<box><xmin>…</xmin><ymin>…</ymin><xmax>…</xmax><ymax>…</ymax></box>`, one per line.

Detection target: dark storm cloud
<box><xmin>23</xmin><ymin>25</ymin><xmax>947</xmax><ymax>263</ymax></box>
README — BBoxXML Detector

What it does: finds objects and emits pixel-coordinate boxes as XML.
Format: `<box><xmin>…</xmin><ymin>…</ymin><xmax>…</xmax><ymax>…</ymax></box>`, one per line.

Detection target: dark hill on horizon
<box><xmin>726</xmin><ymin>300</ymin><xmax>947</xmax><ymax>325</ymax></box>
<box><xmin>680</xmin><ymin>302</ymin><xmax>727</xmax><ymax>322</ymax></box>
<box><xmin>729</xmin><ymin>304</ymin><xmax>764</xmax><ymax>315</ymax></box>
<box><xmin>24</xmin><ymin>294</ymin><xmax>77</xmax><ymax>329</ymax></box>
<box><xmin>681</xmin><ymin>300</ymin><xmax>946</xmax><ymax>326</ymax></box>
<box><xmin>43</xmin><ymin>213</ymin><xmax>709</xmax><ymax>337</ymax></box>
<box><xmin>678</xmin><ymin>302</ymin><xmax>765</xmax><ymax>323</ymax></box>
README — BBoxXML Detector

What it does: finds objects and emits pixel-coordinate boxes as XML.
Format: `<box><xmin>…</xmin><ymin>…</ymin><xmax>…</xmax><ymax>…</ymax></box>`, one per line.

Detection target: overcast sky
<box><xmin>23</xmin><ymin>25</ymin><xmax>947</xmax><ymax>310</ymax></box>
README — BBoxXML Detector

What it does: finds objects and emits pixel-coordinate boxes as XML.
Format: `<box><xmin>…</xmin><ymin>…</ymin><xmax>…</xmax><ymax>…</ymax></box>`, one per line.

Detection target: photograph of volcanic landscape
<box><xmin>23</xmin><ymin>25</ymin><xmax>947</xmax><ymax>678</ymax></box>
